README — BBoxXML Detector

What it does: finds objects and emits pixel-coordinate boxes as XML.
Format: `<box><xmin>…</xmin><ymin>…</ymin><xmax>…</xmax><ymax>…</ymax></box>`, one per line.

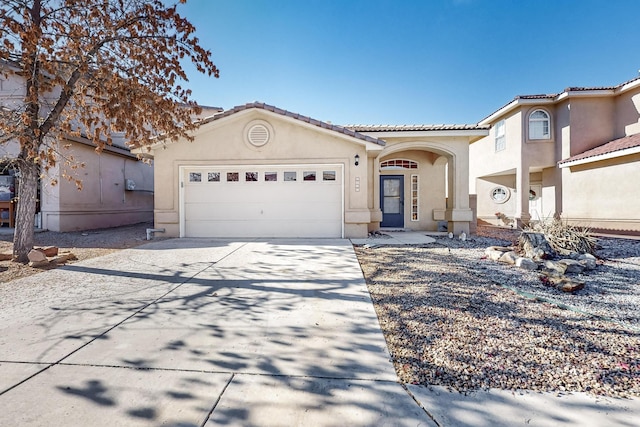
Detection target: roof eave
<box><xmin>359</xmin><ymin>128</ymin><xmax>489</xmax><ymax>139</ymax></box>
<box><xmin>478</xmin><ymin>98</ymin><xmax>555</xmax><ymax>125</ymax></box>
<box><xmin>559</xmin><ymin>145</ymin><xmax>640</xmax><ymax>168</ymax></box>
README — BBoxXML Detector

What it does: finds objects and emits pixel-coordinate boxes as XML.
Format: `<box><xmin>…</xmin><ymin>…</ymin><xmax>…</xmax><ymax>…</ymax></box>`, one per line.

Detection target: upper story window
<box><xmin>529</xmin><ymin>109</ymin><xmax>550</xmax><ymax>140</ymax></box>
<box><xmin>495</xmin><ymin>120</ymin><xmax>506</xmax><ymax>152</ymax></box>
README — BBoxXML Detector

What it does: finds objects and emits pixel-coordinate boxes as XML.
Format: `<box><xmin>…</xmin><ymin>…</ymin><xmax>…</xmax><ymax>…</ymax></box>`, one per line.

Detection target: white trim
<box><xmin>380</xmin><ymin>158</ymin><xmax>418</xmax><ymax>170</ymax></box>
<box><xmin>494</xmin><ymin>120</ymin><xmax>506</xmax><ymax>152</ymax></box>
<box><xmin>410</xmin><ymin>174</ymin><xmax>419</xmax><ymax>222</ymax></box>
<box><xmin>528</xmin><ymin>109</ymin><xmax>551</xmax><ymax>140</ymax></box>
<box><xmin>490</xmin><ymin>185</ymin><xmax>510</xmax><ymax>204</ymax></box>
<box><xmin>559</xmin><ymin>145</ymin><xmax>640</xmax><ymax>168</ymax></box>
<box><xmin>179</xmin><ymin>163</ymin><xmax>345</xmax><ymax>238</ymax></box>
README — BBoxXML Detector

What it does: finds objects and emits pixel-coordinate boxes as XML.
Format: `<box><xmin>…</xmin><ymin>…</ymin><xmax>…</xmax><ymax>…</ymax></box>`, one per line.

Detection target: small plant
<box><xmin>522</xmin><ymin>217</ymin><xmax>596</xmax><ymax>255</ymax></box>
<box><xmin>495</xmin><ymin>212</ymin><xmax>515</xmax><ymax>228</ymax></box>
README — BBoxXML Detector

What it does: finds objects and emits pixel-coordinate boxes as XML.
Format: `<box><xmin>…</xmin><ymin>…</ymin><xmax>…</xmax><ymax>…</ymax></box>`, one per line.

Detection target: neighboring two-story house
<box><xmin>0</xmin><ymin>62</ymin><xmax>157</xmax><ymax>231</ymax></box>
<box><xmin>470</xmin><ymin>77</ymin><xmax>640</xmax><ymax>234</ymax></box>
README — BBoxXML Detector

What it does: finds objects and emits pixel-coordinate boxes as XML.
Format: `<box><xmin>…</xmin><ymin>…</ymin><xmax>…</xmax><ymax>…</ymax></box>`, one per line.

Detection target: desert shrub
<box><xmin>522</xmin><ymin>217</ymin><xmax>596</xmax><ymax>255</ymax></box>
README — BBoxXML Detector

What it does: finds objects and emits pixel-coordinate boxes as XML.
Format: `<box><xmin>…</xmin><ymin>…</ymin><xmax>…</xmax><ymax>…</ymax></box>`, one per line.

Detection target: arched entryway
<box><xmin>372</xmin><ymin>140</ymin><xmax>473</xmax><ymax>235</ymax></box>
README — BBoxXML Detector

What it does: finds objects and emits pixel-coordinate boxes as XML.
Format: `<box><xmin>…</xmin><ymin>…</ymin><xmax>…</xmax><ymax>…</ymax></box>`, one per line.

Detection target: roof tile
<box><xmin>559</xmin><ymin>133</ymin><xmax>640</xmax><ymax>165</ymax></box>
<box><xmin>345</xmin><ymin>124</ymin><xmax>490</xmax><ymax>132</ymax></box>
<box><xmin>200</xmin><ymin>102</ymin><xmax>386</xmax><ymax>146</ymax></box>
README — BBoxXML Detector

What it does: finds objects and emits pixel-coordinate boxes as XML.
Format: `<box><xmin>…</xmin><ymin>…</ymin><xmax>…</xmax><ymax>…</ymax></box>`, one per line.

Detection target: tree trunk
<box><xmin>13</xmin><ymin>161</ymin><xmax>39</xmax><ymax>263</ymax></box>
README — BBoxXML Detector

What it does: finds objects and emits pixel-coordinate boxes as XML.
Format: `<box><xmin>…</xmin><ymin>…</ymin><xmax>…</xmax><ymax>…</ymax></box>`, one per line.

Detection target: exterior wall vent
<box><xmin>248</xmin><ymin>124</ymin><xmax>270</xmax><ymax>147</ymax></box>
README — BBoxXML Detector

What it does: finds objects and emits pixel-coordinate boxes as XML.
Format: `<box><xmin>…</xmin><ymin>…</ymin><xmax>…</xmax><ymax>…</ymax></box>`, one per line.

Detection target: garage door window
<box><xmin>208</xmin><ymin>172</ymin><xmax>220</xmax><ymax>182</ymax></box>
<box><xmin>303</xmin><ymin>171</ymin><xmax>316</xmax><ymax>181</ymax></box>
<box><xmin>265</xmin><ymin>172</ymin><xmax>277</xmax><ymax>181</ymax></box>
<box><xmin>227</xmin><ymin>172</ymin><xmax>239</xmax><ymax>182</ymax></box>
<box><xmin>246</xmin><ymin>172</ymin><xmax>258</xmax><ymax>182</ymax></box>
<box><xmin>284</xmin><ymin>171</ymin><xmax>296</xmax><ymax>181</ymax></box>
<box><xmin>189</xmin><ymin>172</ymin><xmax>202</xmax><ymax>182</ymax></box>
<box><xmin>323</xmin><ymin>171</ymin><xmax>336</xmax><ymax>181</ymax></box>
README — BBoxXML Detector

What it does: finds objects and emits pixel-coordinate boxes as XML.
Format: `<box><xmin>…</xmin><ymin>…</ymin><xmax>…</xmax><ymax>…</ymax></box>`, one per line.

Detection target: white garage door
<box><xmin>182</xmin><ymin>165</ymin><xmax>343</xmax><ymax>238</ymax></box>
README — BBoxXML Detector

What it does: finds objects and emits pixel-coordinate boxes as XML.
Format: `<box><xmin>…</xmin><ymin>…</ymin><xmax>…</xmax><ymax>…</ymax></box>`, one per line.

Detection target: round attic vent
<box><xmin>247</xmin><ymin>124</ymin><xmax>270</xmax><ymax>146</ymax></box>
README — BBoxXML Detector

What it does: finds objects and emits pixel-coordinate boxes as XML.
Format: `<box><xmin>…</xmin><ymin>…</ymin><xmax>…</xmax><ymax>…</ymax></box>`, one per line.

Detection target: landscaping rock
<box><xmin>516</xmin><ymin>257</ymin><xmax>538</xmax><ymax>270</ymax></box>
<box><xmin>499</xmin><ymin>251</ymin><xmax>518</xmax><ymax>265</ymax></box>
<box><xmin>51</xmin><ymin>252</ymin><xmax>77</xmax><ymax>264</ymax></box>
<box><xmin>520</xmin><ymin>232</ymin><xmax>556</xmax><ymax>260</ymax></box>
<box><xmin>485</xmin><ymin>247</ymin><xmax>506</xmax><ymax>261</ymax></box>
<box><xmin>38</xmin><ymin>246</ymin><xmax>59</xmax><ymax>257</ymax></box>
<box><xmin>559</xmin><ymin>259</ymin><xmax>586</xmax><ymax>274</ymax></box>
<box><xmin>28</xmin><ymin>260</ymin><xmax>50</xmax><ymax>268</ymax></box>
<box><xmin>578</xmin><ymin>253</ymin><xmax>597</xmax><ymax>270</ymax></box>
<box><xmin>0</xmin><ymin>252</ymin><xmax>12</xmax><ymax>261</ymax></box>
<box><xmin>542</xmin><ymin>260</ymin><xmax>567</xmax><ymax>277</ymax></box>
<box><xmin>558</xmin><ymin>278</ymin><xmax>585</xmax><ymax>293</ymax></box>
<box><xmin>27</xmin><ymin>249</ymin><xmax>47</xmax><ymax>263</ymax></box>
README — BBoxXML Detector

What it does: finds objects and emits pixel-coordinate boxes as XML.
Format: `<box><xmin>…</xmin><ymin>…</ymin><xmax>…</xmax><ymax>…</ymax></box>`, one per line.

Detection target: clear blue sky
<box><xmin>178</xmin><ymin>0</ymin><xmax>640</xmax><ymax>125</ymax></box>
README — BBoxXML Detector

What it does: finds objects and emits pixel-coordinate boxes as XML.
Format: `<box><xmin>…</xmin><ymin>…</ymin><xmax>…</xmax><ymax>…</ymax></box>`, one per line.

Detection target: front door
<box><xmin>529</xmin><ymin>184</ymin><xmax>542</xmax><ymax>221</ymax></box>
<box><xmin>380</xmin><ymin>175</ymin><xmax>404</xmax><ymax>228</ymax></box>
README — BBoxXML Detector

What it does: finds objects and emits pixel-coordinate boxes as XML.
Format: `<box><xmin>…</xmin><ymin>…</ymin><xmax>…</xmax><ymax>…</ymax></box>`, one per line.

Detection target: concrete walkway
<box><xmin>1</xmin><ymin>238</ymin><xmax>638</xmax><ymax>426</ymax></box>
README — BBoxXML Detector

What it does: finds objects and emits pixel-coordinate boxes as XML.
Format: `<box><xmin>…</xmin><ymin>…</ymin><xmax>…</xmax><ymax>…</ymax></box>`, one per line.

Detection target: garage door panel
<box><xmin>186</xmin><ymin>219</ymin><xmax>341</xmax><ymax>238</ymax></box>
<box><xmin>185</xmin><ymin>200</ymin><xmax>342</xmax><ymax>222</ymax></box>
<box><xmin>183</xmin><ymin>165</ymin><xmax>343</xmax><ymax>238</ymax></box>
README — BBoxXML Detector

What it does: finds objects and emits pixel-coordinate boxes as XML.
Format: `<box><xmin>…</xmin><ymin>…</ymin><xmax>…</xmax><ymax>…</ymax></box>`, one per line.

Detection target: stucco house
<box><xmin>139</xmin><ymin>102</ymin><xmax>488</xmax><ymax>239</ymax></box>
<box><xmin>470</xmin><ymin>77</ymin><xmax>640</xmax><ymax>234</ymax></box>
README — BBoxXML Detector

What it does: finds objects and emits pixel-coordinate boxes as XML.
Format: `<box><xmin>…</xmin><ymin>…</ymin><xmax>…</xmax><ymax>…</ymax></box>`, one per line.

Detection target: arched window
<box><xmin>380</xmin><ymin>159</ymin><xmax>418</xmax><ymax>170</ymax></box>
<box><xmin>529</xmin><ymin>109</ymin><xmax>550</xmax><ymax>140</ymax></box>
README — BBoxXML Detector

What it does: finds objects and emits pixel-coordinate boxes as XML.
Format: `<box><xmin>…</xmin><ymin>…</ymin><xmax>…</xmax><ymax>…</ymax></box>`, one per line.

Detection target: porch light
<box><xmin>354</xmin><ymin>154</ymin><xmax>360</xmax><ymax>166</ymax></box>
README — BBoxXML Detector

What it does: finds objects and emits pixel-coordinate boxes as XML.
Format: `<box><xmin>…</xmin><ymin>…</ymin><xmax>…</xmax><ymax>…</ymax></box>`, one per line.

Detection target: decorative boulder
<box><xmin>542</xmin><ymin>260</ymin><xmax>567</xmax><ymax>277</ymax></box>
<box><xmin>27</xmin><ymin>249</ymin><xmax>47</xmax><ymax>263</ymax></box>
<box><xmin>499</xmin><ymin>251</ymin><xmax>518</xmax><ymax>265</ymax></box>
<box><xmin>519</xmin><ymin>232</ymin><xmax>556</xmax><ymax>261</ymax></box>
<box><xmin>578</xmin><ymin>253</ymin><xmax>597</xmax><ymax>270</ymax></box>
<box><xmin>558</xmin><ymin>259</ymin><xmax>585</xmax><ymax>274</ymax></box>
<box><xmin>516</xmin><ymin>257</ymin><xmax>538</xmax><ymax>271</ymax></box>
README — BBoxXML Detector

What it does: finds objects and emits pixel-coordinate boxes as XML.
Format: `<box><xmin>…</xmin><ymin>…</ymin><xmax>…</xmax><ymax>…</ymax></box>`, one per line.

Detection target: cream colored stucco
<box><xmin>150</xmin><ymin>109</ymin><xmax>371</xmax><ymax>238</ymax></box>
<box><xmin>148</xmin><ymin>107</ymin><xmax>485</xmax><ymax>238</ymax></box>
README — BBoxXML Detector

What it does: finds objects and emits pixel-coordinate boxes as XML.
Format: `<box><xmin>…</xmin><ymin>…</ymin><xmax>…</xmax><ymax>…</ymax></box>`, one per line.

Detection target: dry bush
<box><xmin>523</xmin><ymin>217</ymin><xmax>597</xmax><ymax>255</ymax></box>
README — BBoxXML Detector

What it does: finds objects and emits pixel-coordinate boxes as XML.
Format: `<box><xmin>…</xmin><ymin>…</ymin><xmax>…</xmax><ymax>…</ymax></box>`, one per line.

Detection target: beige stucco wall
<box><xmin>562</xmin><ymin>153</ymin><xmax>640</xmax><ymax>232</ymax></box>
<box><xmin>151</xmin><ymin>109</ymin><xmax>372</xmax><ymax>238</ymax></box>
<box><xmin>41</xmin><ymin>141</ymin><xmax>153</xmax><ymax>231</ymax></box>
<box><xmin>475</xmin><ymin>174</ymin><xmax>516</xmax><ymax>225</ymax></box>
<box><xmin>469</xmin><ymin>111</ymin><xmax>522</xmax><ymax>188</ymax></box>
<box><xmin>567</xmin><ymin>97</ymin><xmax>615</xmax><ymax>156</ymax></box>
<box><xmin>616</xmin><ymin>90</ymin><xmax>640</xmax><ymax>137</ymax></box>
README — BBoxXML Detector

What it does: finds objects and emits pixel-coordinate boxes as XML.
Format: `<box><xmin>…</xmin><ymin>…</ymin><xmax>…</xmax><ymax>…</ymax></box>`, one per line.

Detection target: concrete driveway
<box><xmin>0</xmin><ymin>239</ymin><xmax>435</xmax><ymax>426</ymax></box>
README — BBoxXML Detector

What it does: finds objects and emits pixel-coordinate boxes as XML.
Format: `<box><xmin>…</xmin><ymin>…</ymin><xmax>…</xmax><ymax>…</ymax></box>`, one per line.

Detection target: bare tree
<box><xmin>0</xmin><ymin>0</ymin><xmax>218</xmax><ymax>261</ymax></box>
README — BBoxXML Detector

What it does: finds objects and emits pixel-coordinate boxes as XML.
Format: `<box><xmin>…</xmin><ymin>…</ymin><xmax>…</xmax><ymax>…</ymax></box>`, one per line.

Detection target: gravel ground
<box><xmin>0</xmin><ymin>222</ymin><xmax>164</xmax><ymax>283</ymax></box>
<box><xmin>355</xmin><ymin>228</ymin><xmax>640</xmax><ymax>398</ymax></box>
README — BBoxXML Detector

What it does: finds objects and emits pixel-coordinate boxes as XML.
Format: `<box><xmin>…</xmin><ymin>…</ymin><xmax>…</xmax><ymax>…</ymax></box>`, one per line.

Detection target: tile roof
<box><xmin>564</xmin><ymin>76</ymin><xmax>640</xmax><ymax>92</ymax></box>
<box><xmin>559</xmin><ymin>133</ymin><xmax>640</xmax><ymax>165</ymax></box>
<box><xmin>204</xmin><ymin>102</ymin><xmax>385</xmax><ymax>146</ymax></box>
<box><xmin>481</xmin><ymin>76</ymin><xmax>640</xmax><ymax>124</ymax></box>
<box><xmin>344</xmin><ymin>124</ymin><xmax>490</xmax><ymax>132</ymax></box>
